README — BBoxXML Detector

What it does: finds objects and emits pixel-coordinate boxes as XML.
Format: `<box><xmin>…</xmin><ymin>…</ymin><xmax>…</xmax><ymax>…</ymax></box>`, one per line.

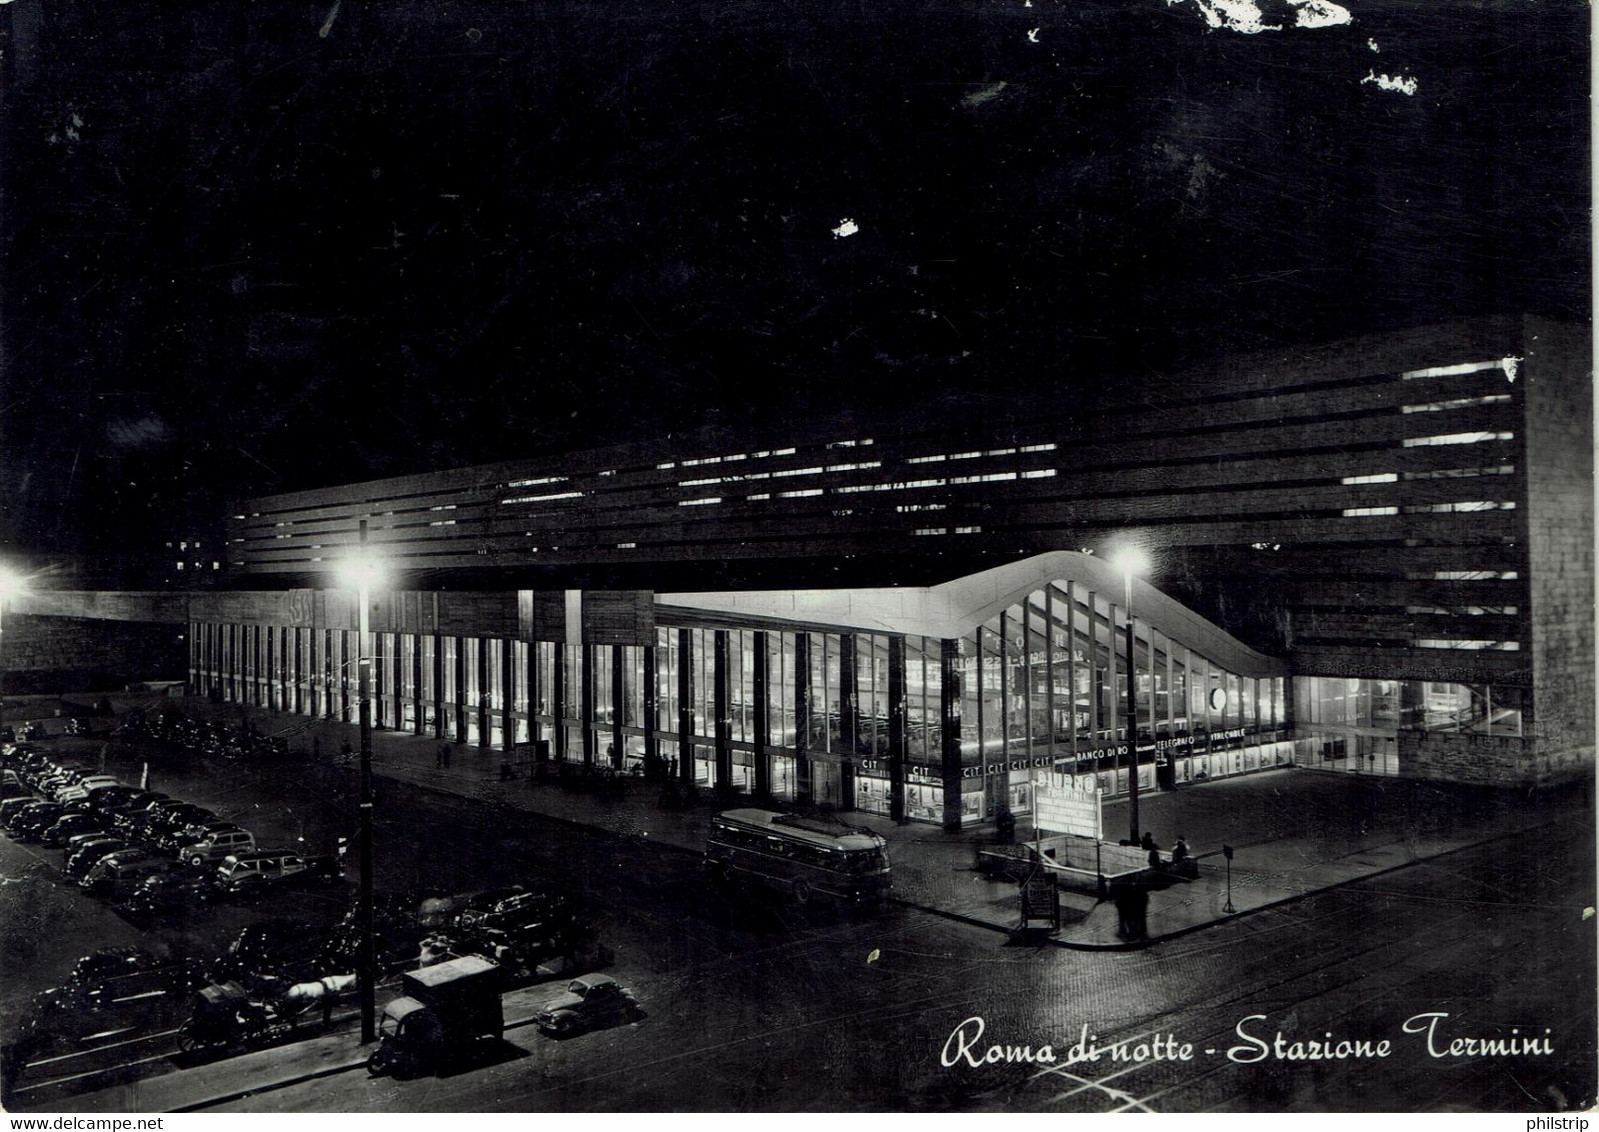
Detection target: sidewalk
<box><xmin>171</xmin><ymin>696</ymin><xmax>1577</xmax><ymax>949</ymax></box>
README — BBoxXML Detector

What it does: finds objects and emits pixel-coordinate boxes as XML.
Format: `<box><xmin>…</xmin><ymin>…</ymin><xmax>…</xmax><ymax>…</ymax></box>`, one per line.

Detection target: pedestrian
<box><xmin>1139</xmin><ymin>831</ymin><xmax>1158</xmax><ymax>852</ymax></box>
<box><xmin>1128</xmin><ymin>883</ymin><xmax>1150</xmax><ymax>940</ymax></box>
<box><xmin>1171</xmin><ymin>836</ymin><xmax>1190</xmax><ymax>865</ymax></box>
<box><xmin>1111</xmin><ymin>880</ymin><xmax>1134</xmax><ymax>939</ymax></box>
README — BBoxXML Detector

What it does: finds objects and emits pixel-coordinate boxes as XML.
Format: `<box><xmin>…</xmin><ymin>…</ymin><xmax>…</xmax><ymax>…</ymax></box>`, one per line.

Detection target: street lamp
<box><xmin>1111</xmin><ymin>547</ymin><xmax>1148</xmax><ymax>845</ymax></box>
<box><xmin>0</xmin><ymin>565</ymin><xmax>28</xmax><ymax>733</ymax></box>
<box><xmin>336</xmin><ymin>531</ymin><xmax>384</xmax><ymax>1044</ymax></box>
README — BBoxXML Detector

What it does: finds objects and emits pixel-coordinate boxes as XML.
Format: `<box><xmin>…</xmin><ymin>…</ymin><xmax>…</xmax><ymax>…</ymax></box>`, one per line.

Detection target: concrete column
<box><xmin>477</xmin><ymin>636</ymin><xmax>490</xmax><ymax>749</ymax></box>
<box><xmin>609</xmin><ymin>646</ymin><xmax>624</xmax><ymax>768</ymax></box>
<box><xmin>552</xmin><ymin>645</ymin><xmax>568</xmax><ymax>761</ymax></box>
<box><xmin>453</xmin><ymin>636</ymin><xmax>467</xmax><ymax>743</ymax></box>
<box><xmin>412</xmin><ymin>634</ymin><xmax>425</xmax><ymax>736</ymax></box>
<box><xmin>431</xmin><ymin>633</ymin><xmax>445</xmax><ymax>740</ymax></box>
<box><xmin>752</xmin><ymin>632</ymin><xmax>770</xmax><ymax>799</ymax></box>
<box><xmin>676</xmin><ymin>629</ymin><xmax>693</xmax><ymax>783</ymax></box>
<box><xmin>642</xmin><ymin>644</ymin><xmax>658</xmax><ymax>767</ymax></box>
<box><xmin>580</xmin><ymin>645</ymin><xmax>596</xmax><ymax>765</ymax></box>
<box><xmin>794</xmin><ymin>633</ymin><xmax>812</xmax><ymax>805</ymax></box>
<box><xmin>500</xmin><ymin>638</ymin><xmax>514</xmax><ymax>751</ymax></box>
<box><xmin>888</xmin><ymin>636</ymin><xmax>906</xmax><ymax>823</ymax></box>
<box><xmin>713</xmin><ymin>631</ymin><xmax>732</xmax><ymax>792</ymax></box>
<box><xmin>839</xmin><ymin>633</ymin><xmax>857</xmax><ymax>812</ymax></box>
<box><xmin>527</xmin><ymin>642</ymin><xmax>542</xmax><ymax>750</ymax></box>
<box><xmin>940</xmin><ymin>637</ymin><xmax>964</xmax><ymax>832</ymax></box>
<box><xmin>373</xmin><ymin>631</ymin><xmax>385</xmax><ymax>729</ymax></box>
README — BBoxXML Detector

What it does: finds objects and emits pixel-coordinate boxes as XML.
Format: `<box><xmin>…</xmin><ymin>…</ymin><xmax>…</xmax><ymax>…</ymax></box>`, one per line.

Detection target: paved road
<box><xmin>5</xmin><ymin>733</ymin><xmax>1593</xmax><ymax>1112</ymax></box>
<box><xmin>213</xmin><ymin>821</ymin><xmax>1594</xmax><ymax>1113</ymax></box>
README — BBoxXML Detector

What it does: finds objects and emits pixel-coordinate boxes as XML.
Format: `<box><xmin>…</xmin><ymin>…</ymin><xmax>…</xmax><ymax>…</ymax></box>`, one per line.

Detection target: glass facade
<box><xmin>1294</xmin><ymin>674</ymin><xmax>1524</xmax><ymax>776</ymax></box>
<box><xmin>182</xmin><ymin>577</ymin><xmax>1363</xmax><ymax>827</ymax></box>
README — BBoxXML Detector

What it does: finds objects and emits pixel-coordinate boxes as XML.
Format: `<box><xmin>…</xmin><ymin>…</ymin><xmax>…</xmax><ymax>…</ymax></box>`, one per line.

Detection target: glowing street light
<box><xmin>336</xmin><ymin>529</ymin><xmax>384</xmax><ymax>1044</ymax></box>
<box><xmin>1111</xmin><ymin>547</ymin><xmax>1148</xmax><ymax>845</ymax></box>
<box><xmin>0</xmin><ymin>566</ymin><xmax>29</xmax><ymax>732</ymax></box>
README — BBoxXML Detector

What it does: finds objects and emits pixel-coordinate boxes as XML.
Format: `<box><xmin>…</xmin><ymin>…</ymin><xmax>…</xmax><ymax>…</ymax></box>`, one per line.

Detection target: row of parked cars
<box><xmin>116</xmin><ymin>712</ymin><xmax>291</xmax><ymax>761</ymax></box>
<box><xmin>1</xmin><ymin>741</ymin><xmax>340</xmax><ymax>914</ymax></box>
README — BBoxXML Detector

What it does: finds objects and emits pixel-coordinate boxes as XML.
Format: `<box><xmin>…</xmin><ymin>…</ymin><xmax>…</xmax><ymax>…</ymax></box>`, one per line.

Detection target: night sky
<box><xmin>0</xmin><ymin>0</ymin><xmax>1587</xmax><ymax>582</ymax></box>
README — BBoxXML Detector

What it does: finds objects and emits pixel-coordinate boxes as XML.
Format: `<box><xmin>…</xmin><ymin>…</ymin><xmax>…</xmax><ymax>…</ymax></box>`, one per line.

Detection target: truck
<box><xmin>366</xmin><ymin>955</ymin><xmax>504</xmax><ymax>1078</ymax></box>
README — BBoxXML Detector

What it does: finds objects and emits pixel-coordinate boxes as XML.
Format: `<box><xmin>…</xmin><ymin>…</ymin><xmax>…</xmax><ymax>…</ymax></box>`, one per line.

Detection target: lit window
<box><xmin>1341</xmin><ymin>473</ymin><xmax>1398</xmax><ymax>484</ymax></box>
<box><xmin>1021</xmin><ymin>469</ymin><xmax>1057</xmax><ymax>479</ymax></box>
<box><xmin>1402</xmin><ymin>394</ymin><xmax>1512</xmax><ymax>414</ymax></box>
<box><xmin>913</xmin><ymin>527</ymin><xmax>948</xmax><ymax>536</ymax></box>
<box><xmin>678</xmin><ymin>497</ymin><xmax>722</xmax><ymax>507</ymax></box>
<box><xmin>501</xmin><ymin>491</ymin><xmax>584</xmax><ymax>503</ymax></box>
<box><xmin>1402</xmin><ymin>431</ymin><xmax>1514</xmax><ymax>447</ymax></box>
<box><xmin>779</xmin><ymin>489</ymin><xmax>823</xmax><ymax>498</ymax></box>
<box><xmin>1342</xmin><ymin>506</ymin><xmax>1398</xmax><ymax>517</ymax></box>
<box><xmin>1400</xmin><ymin>359</ymin><xmax>1513</xmax><ymax>380</ymax></box>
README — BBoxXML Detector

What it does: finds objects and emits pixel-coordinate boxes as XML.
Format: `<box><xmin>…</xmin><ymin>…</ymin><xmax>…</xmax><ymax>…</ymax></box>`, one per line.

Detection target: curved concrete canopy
<box><xmin>659</xmin><ymin>551</ymin><xmax>1289</xmax><ymax>678</ymax></box>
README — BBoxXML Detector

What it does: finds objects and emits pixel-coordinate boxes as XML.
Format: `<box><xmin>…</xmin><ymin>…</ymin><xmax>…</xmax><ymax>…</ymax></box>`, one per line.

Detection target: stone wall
<box><xmin>1522</xmin><ymin>316</ymin><xmax>1595</xmax><ymax>785</ymax></box>
<box><xmin>1</xmin><ymin>615</ymin><xmax>187</xmax><ymax>694</ymax></box>
<box><xmin>1398</xmin><ymin>731</ymin><xmax>1538</xmax><ymax>789</ymax></box>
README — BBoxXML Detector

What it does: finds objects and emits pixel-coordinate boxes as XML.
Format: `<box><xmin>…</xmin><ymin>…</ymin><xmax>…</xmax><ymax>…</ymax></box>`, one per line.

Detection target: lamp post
<box><xmin>0</xmin><ymin>566</ymin><xmax>26</xmax><ymax>732</ymax></box>
<box><xmin>1111</xmin><ymin>548</ymin><xmax>1148</xmax><ymax>845</ymax></box>
<box><xmin>337</xmin><ymin>529</ymin><xmax>383</xmax><ymax>1044</ymax></box>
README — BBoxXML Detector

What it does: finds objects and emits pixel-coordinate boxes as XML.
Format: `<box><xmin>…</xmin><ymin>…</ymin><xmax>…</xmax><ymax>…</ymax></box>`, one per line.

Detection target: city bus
<box><xmin>705</xmin><ymin>808</ymin><xmax>892</xmax><ymax>906</ymax></box>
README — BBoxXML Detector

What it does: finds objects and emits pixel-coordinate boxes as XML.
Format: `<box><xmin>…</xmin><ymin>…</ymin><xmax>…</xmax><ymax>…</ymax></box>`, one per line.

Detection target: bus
<box><xmin>706</xmin><ymin>809</ymin><xmax>892</xmax><ymax>906</ymax></box>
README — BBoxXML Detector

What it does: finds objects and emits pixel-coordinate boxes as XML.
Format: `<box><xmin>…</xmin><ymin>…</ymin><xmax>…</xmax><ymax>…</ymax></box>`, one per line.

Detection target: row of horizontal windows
<box><xmin>235</xmin><ymin>362</ymin><xmax>1524</xmax><ymax>525</ymax></box>
<box><xmin>246</xmin><ymin>427</ymin><xmax>1521</xmax><ymax>534</ymax></box>
<box><xmin>237</xmin><ymin>402</ymin><xmax>1522</xmax><ymax>530</ymax></box>
<box><xmin>1343</xmin><ymin>501</ymin><xmax>1515</xmax><ymax>517</ymax></box>
<box><xmin>1298</xmin><ymin>635</ymin><xmax>1522</xmax><ymax>652</ymax></box>
<box><xmin>1336</xmin><ymin>468</ymin><xmax>1517</xmax><ymax>485</ymax></box>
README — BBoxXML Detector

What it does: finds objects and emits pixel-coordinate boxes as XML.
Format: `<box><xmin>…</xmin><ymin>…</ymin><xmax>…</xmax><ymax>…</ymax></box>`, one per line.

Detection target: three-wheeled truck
<box><xmin>366</xmin><ymin>955</ymin><xmax>503</xmax><ymax>1077</ymax></box>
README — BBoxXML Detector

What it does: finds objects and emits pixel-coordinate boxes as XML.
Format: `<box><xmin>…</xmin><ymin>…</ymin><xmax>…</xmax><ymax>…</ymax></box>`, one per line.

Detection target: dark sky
<box><xmin>0</xmin><ymin>0</ymin><xmax>1587</xmax><ymax>579</ymax></box>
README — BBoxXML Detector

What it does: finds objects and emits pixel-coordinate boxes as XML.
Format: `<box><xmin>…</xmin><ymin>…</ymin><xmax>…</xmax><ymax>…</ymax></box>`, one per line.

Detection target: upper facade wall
<box><xmin>219</xmin><ymin>318</ymin><xmax>1575</xmax><ymax>689</ymax></box>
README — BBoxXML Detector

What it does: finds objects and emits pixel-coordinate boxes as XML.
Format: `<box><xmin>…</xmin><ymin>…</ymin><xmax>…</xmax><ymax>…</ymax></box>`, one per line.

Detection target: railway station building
<box><xmin>11</xmin><ymin>316</ymin><xmax>1592</xmax><ymax>829</ymax></box>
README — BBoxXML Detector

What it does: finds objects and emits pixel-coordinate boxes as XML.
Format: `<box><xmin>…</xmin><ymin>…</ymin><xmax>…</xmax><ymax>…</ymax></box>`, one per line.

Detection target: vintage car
<box><xmin>533</xmin><ymin>973</ymin><xmax>638</xmax><ymax>1037</ymax></box>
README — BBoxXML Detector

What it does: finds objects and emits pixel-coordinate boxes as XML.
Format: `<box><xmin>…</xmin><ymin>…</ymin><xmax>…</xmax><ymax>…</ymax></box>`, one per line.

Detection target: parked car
<box><xmin>80</xmin><ymin>849</ymin><xmax>179</xmax><ymax>895</ymax></box>
<box><xmin>40</xmin><ymin>811</ymin><xmax>109</xmax><ymax>848</ymax></box>
<box><xmin>533</xmin><ymin>974</ymin><xmax>638</xmax><ymax>1037</ymax></box>
<box><xmin>149</xmin><ymin>803</ymin><xmax>213</xmax><ymax>832</ymax></box>
<box><xmin>212</xmin><ymin>849</ymin><xmax>340</xmax><ymax>895</ymax></box>
<box><xmin>55</xmin><ymin>776</ymin><xmax>122</xmax><ymax>804</ymax></box>
<box><xmin>67</xmin><ymin>837</ymin><xmax>132</xmax><ymax>878</ymax></box>
<box><xmin>80</xmin><ymin>785</ymin><xmax>145</xmax><ymax>814</ymax></box>
<box><xmin>9</xmin><ymin>802</ymin><xmax>67</xmax><ymax>840</ymax></box>
<box><xmin>162</xmin><ymin>820</ymin><xmax>244</xmax><ymax>855</ymax></box>
<box><xmin>211</xmin><ymin>919</ymin><xmax>332</xmax><ymax>986</ymax></box>
<box><xmin>124</xmin><ymin>872</ymin><xmax>216</xmax><ymax>918</ymax></box>
<box><xmin>182</xmin><ymin>828</ymin><xmax>255</xmax><ymax>866</ymax></box>
<box><xmin>101</xmin><ymin>790</ymin><xmax>167</xmax><ymax>816</ymax></box>
<box><xmin>0</xmin><ymin>796</ymin><xmax>40</xmax><ymax>826</ymax></box>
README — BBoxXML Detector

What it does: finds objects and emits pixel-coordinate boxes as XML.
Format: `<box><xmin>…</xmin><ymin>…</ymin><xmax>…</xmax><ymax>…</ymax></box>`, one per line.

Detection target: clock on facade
<box><xmin>1209</xmin><ymin>686</ymin><xmax>1228</xmax><ymax>711</ymax></box>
